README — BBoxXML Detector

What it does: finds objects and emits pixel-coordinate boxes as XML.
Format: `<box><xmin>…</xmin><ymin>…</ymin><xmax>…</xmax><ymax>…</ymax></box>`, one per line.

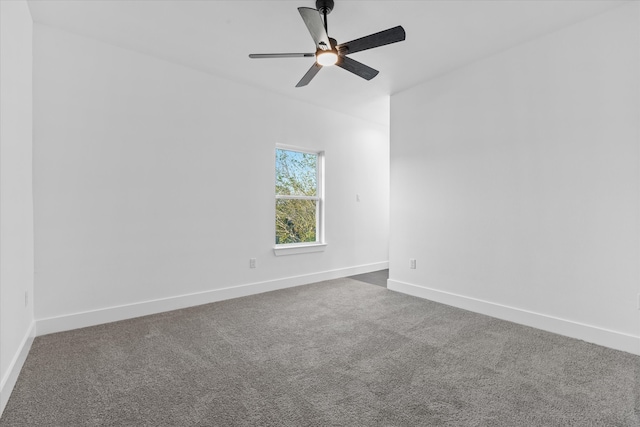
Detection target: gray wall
<box><xmin>389</xmin><ymin>4</ymin><xmax>640</xmax><ymax>354</ymax></box>
<box><xmin>0</xmin><ymin>0</ymin><xmax>35</xmax><ymax>413</ymax></box>
<box><xmin>32</xmin><ymin>24</ymin><xmax>390</xmax><ymax>332</ymax></box>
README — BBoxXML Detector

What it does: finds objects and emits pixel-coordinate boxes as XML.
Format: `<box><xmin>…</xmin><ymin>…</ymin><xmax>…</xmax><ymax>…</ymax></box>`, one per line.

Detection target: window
<box><xmin>274</xmin><ymin>146</ymin><xmax>325</xmax><ymax>255</ymax></box>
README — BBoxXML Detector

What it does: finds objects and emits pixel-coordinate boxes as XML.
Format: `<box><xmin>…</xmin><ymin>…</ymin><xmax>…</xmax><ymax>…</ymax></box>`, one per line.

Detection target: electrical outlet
<box><xmin>410</xmin><ymin>259</ymin><xmax>416</xmax><ymax>269</ymax></box>
<box><xmin>25</xmin><ymin>291</ymin><xmax>28</xmax><ymax>307</ymax></box>
<box><xmin>250</xmin><ymin>258</ymin><xmax>256</xmax><ymax>269</ymax></box>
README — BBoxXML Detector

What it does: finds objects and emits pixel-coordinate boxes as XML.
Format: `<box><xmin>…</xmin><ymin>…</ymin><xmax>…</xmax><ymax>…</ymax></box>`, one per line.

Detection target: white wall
<box><xmin>0</xmin><ymin>0</ymin><xmax>36</xmax><ymax>414</ymax></box>
<box><xmin>389</xmin><ymin>4</ymin><xmax>640</xmax><ymax>354</ymax></box>
<box><xmin>32</xmin><ymin>24</ymin><xmax>389</xmax><ymax>332</ymax></box>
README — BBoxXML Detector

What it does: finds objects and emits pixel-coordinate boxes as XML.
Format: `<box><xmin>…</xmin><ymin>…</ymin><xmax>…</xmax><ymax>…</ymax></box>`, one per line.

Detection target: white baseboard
<box><xmin>0</xmin><ymin>321</ymin><xmax>36</xmax><ymax>416</ymax></box>
<box><xmin>388</xmin><ymin>279</ymin><xmax>640</xmax><ymax>356</ymax></box>
<box><xmin>36</xmin><ymin>261</ymin><xmax>389</xmax><ymax>337</ymax></box>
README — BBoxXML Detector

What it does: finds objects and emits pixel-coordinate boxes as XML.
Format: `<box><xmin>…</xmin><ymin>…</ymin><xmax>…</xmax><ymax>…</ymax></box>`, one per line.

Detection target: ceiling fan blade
<box><xmin>336</xmin><ymin>56</ymin><xmax>379</xmax><ymax>81</ymax></box>
<box><xmin>296</xmin><ymin>63</ymin><xmax>322</xmax><ymax>87</ymax></box>
<box><xmin>337</xmin><ymin>26</ymin><xmax>406</xmax><ymax>55</ymax></box>
<box><xmin>298</xmin><ymin>7</ymin><xmax>331</xmax><ymax>51</ymax></box>
<box><xmin>249</xmin><ymin>53</ymin><xmax>315</xmax><ymax>59</ymax></box>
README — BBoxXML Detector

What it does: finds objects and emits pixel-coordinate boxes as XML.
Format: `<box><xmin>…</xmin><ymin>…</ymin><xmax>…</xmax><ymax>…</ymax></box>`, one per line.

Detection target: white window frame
<box><xmin>273</xmin><ymin>144</ymin><xmax>326</xmax><ymax>256</ymax></box>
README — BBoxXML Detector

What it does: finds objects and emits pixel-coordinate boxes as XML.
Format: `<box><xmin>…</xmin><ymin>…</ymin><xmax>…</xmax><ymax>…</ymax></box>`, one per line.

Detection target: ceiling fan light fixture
<box><xmin>316</xmin><ymin>50</ymin><xmax>338</xmax><ymax>66</ymax></box>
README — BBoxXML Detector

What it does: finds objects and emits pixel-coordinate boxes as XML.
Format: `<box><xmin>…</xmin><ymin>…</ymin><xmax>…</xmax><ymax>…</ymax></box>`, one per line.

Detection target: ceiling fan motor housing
<box><xmin>316</xmin><ymin>0</ymin><xmax>334</xmax><ymax>15</ymax></box>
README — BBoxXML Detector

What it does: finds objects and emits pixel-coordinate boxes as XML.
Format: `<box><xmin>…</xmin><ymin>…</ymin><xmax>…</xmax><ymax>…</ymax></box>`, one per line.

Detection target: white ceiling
<box><xmin>27</xmin><ymin>0</ymin><xmax>626</xmax><ymax>125</ymax></box>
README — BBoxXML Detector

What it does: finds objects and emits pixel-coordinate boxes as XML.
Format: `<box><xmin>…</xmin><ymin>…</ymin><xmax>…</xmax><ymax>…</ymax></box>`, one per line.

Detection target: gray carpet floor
<box><xmin>348</xmin><ymin>269</ymin><xmax>389</xmax><ymax>287</ymax></box>
<box><xmin>1</xmin><ymin>278</ymin><xmax>639</xmax><ymax>426</ymax></box>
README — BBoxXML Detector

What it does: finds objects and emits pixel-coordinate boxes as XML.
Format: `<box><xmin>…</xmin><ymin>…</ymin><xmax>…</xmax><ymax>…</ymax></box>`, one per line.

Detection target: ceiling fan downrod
<box><xmin>316</xmin><ymin>0</ymin><xmax>334</xmax><ymax>33</ymax></box>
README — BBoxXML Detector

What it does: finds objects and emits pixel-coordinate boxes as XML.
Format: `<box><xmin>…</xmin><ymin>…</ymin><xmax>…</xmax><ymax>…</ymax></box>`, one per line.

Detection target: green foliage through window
<box><xmin>275</xmin><ymin>148</ymin><xmax>320</xmax><ymax>244</ymax></box>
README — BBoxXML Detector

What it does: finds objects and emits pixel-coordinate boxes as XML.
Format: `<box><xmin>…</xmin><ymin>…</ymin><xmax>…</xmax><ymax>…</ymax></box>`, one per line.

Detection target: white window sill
<box><xmin>273</xmin><ymin>243</ymin><xmax>327</xmax><ymax>256</ymax></box>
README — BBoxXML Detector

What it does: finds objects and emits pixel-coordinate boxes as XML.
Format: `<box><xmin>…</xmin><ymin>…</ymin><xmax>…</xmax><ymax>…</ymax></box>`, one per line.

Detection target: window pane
<box><xmin>275</xmin><ymin>149</ymin><xmax>317</xmax><ymax>197</ymax></box>
<box><xmin>275</xmin><ymin>199</ymin><xmax>317</xmax><ymax>244</ymax></box>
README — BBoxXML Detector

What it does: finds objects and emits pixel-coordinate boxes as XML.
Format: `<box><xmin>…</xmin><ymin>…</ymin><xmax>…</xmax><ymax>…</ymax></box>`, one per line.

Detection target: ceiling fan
<box><xmin>249</xmin><ymin>0</ymin><xmax>406</xmax><ymax>87</ymax></box>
